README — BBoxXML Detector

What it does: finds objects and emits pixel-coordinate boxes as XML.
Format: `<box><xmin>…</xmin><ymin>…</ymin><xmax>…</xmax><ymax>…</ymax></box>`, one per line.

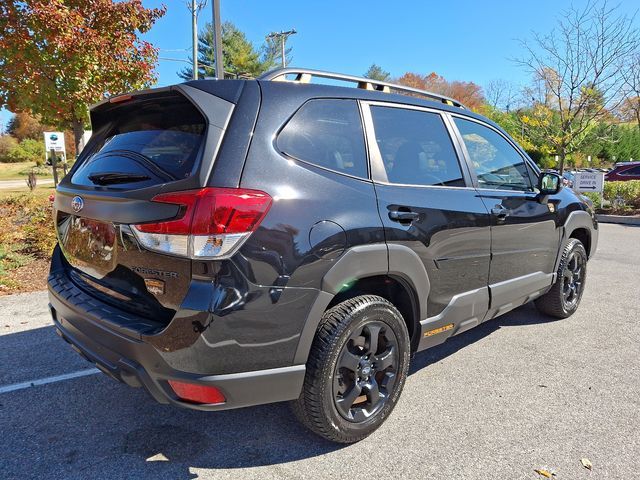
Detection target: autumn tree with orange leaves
<box><xmin>397</xmin><ymin>72</ymin><xmax>485</xmax><ymax>111</ymax></box>
<box><xmin>0</xmin><ymin>0</ymin><xmax>165</xmax><ymax>153</ymax></box>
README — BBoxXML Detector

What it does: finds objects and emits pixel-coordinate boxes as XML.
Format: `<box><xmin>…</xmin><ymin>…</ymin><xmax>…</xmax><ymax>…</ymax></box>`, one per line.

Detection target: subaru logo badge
<box><xmin>71</xmin><ymin>196</ymin><xmax>84</xmax><ymax>213</ymax></box>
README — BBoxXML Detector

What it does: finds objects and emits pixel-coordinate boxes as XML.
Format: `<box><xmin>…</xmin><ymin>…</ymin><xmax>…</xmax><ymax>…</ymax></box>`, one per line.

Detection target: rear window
<box><xmin>72</xmin><ymin>93</ymin><xmax>206</xmax><ymax>187</ymax></box>
<box><xmin>277</xmin><ymin>99</ymin><xmax>368</xmax><ymax>178</ymax></box>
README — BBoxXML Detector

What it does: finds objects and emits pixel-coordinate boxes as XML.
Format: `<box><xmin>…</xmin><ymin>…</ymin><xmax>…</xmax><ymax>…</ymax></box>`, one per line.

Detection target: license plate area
<box><xmin>57</xmin><ymin>213</ymin><xmax>117</xmax><ymax>278</ymax></box>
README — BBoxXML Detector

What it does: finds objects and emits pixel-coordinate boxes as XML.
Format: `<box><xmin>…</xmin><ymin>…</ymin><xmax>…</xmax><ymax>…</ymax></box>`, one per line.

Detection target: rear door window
<box><xmin>369</xmin><ymin>106</ymin><xmax>466</xmax><ymax>187</ymax></box>
<box><xmin>72</xmin><ymin>93</ymin><xmax>206</xmax><ymax>188</ymax></box>
<box><xmin>277</xmin><ymin>99</ymin><xmax>368</xmax><ymax>178</ymax></box>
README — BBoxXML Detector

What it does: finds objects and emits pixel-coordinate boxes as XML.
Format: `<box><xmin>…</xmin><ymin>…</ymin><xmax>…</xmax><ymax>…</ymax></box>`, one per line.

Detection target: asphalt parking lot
<box><xmin>0</xmin><ymin>223</ymin><xmax>638</xmax><ymax>479</ymax></box>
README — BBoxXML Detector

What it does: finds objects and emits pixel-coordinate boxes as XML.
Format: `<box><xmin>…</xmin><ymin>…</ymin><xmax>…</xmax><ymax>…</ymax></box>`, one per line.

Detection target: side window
<box><xmin>454</xmin><ymin>117</ymin><xmax>533</xmax><ymax>192</ymax></box>
<box><xmin>277</xmin><ymin>99</ymin><xmax>368</xmax><ymax>178</ymax></box>
<box><xmin>369</xmin><ymin>106</ymin><xmax>465</xmax><ymax>187</ymax></box>
<box><xmin>621</xmin><ymin>165</ymin><xmax>640</xmax><ymax>176</ymax></box>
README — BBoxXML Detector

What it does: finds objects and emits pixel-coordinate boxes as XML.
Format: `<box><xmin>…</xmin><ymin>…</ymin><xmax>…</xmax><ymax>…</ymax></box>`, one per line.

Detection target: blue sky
<box><xmin>1</xmin><ymin>0</ymin><xmax>639</xmax><ymax>129</ymax></box>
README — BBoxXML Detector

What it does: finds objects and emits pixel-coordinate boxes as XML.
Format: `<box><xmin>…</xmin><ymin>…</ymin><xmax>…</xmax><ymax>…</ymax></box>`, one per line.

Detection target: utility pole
<box><xmin>186</xmin><ymin>0</ymin><xmax>207</xmax><ymax>80</ymax></box>
<box><xmin>266</xmin><ymin>29</ymin><xmax>297</xmax><ymax>68</ymax></box>
<box><xmin>211</xmin><ymin>0</ymin><xmax>224</xmax><ymax>79</ymax></box>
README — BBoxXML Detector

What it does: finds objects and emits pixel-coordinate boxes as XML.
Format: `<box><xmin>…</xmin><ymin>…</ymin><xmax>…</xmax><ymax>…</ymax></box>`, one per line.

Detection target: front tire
<box><xmin>292</xmin><ymin>295</ymin><xmax>410</xmax><ymax>443</ymax></box>
<box><xmin>535</xmin><ymin>238</ymin><xmax>588</xmax><ymax>318</ymax></box>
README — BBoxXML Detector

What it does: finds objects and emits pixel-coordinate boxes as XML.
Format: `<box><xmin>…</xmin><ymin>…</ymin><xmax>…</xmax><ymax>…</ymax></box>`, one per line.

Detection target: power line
<box><xmin>266</xmin><ymin>29</ymin><xmax>297</xmax><ymax>68</ymax></box>
<box><xmin>159</xmin><ymin>57</ymin><xmax>191</xmax><ymax>65</ymax></box>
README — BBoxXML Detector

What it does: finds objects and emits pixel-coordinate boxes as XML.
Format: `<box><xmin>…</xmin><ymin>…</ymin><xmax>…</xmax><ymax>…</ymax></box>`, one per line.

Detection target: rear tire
<box><xmin>535</xmin><ymin>238</ymin><xmax>587</xmax><ymax>319</ymax></box>
<box><xmin>292</xmin><ymin>295</ymin><xmax>410</xmax><ymax>443</ymax></box>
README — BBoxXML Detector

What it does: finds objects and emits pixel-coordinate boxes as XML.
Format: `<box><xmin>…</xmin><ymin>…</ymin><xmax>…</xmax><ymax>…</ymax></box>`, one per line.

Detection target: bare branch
<box><xmin>515</xmin><ymin>0</ymin><xmax>639</xmax><ymax>170</ymax></box>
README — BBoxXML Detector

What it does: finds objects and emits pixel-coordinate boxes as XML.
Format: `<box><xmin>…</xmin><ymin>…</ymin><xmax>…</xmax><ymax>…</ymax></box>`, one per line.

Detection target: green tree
<box><xmin>0</xmin><ymin>1</ymin><xmax>165</xmax><ymax>153</ymax></box>
<box><xmin>262</xmin><ymin>36</ymin><xmax>292</xmax><ymax>70</ymax></box>
<box><xmin>6</xmin><ymin>139</ymin><xmax>44</xmax><ymax>164</ymax></box>
<box><xmin>605</xmin><ymin>124</ymin><xmax>640</xmax><ymax>162</ymax></box>
<box><xmin>179</xmin><ymin>22</ymin><xmax>281</xmax><ymax>80</ymax></box>
<box><xmin>363</xmin><ymin>64</ymin><xmax>391</xmax><ymax>82</ymax></box>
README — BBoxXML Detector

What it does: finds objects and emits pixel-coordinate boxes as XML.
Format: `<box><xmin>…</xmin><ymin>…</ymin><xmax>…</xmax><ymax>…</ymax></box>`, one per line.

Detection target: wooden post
<box><xmin>50</xmin><ymin>148</ymin><xmax>59</xmax><ymax>187</ymax></box>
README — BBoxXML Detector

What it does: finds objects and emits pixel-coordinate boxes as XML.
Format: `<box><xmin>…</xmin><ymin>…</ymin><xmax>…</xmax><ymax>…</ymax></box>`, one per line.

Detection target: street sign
<box><xmin>44</xmin><ymin>131</ymin><xmax>67</xmax><ymax>166</ymax></box>
<box><xmin>44</xmin><ymin>131</ymin><xmax>65</xmax><ymax>152</ymax></box>
<box><xmin>574</xmin><ymin>171</ymin><xmax>604</xmax><ymax>193</ymax></box>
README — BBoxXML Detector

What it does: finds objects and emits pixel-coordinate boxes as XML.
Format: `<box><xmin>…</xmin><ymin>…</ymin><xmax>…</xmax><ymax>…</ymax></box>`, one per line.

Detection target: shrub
<box><xmin>581</xmin><ymin>191</ymin><xmax>602</xmax><ymax>206</ymax></box>
<box><xmin>574</xmin><ymin>181</ymin><xmax>640</xmax><ymax>212</ymax></box>
<box><xmin>0</xmin><ymin>244</ymin><xmax>33</xmax><ymax>288</ymax></box>
<box><xmin>6</xmin><ymin>138</ymin><xmax>45</xmax><ymax>164</ymax></box>
<box><xmin>0</xmin><ymin>135</ymin><xmax>19</xmax><ymax>163</ymax></box>
<box><xmin>18</xmin><ymin>165</ymin><xmax>51</xmax><ymax>176</ymax></box>
<box><xmin>603</xmin><ymin>180</ymin><xmax>640</xmax><ymax>205</ymax></box>
<box><xmin>0</xmin><ymin>193</ymin><xmax>56</xmax><ymax>258</ymax></box>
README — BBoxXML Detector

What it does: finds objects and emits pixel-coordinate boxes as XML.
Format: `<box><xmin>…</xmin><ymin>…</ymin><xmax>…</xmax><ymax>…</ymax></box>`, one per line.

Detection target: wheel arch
<box><xmin>568</xmin><ymin>227</ymin><xmax>591</xmax><ymax>258</ymax></box>
<box><xmin>293</xmin><ymin>244</ymin><xmax>430</xmax><ymax>364</ymax></box>
<box><xmin>560</xmin><ymin>210</ymin><xmax>598</xmax><ymax>264</ymax></box>
<box><xmin>325</xmin><ymin>274</ymin><xmax>421</xmax><ymax>352</ymax></box>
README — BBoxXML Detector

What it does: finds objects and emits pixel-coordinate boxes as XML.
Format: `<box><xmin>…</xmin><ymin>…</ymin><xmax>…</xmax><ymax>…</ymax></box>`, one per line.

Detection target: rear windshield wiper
<box><xmin>87</xmin><ymin>172</ymin><xmax>151</xmax><ymax>185</ymax></box>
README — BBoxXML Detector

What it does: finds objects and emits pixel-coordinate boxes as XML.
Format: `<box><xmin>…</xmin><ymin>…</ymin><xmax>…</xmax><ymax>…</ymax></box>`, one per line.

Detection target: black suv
<box><xmin>48</xmin><ymin>68</ymin><xmax>598</xmax><ymax>443</ymax></box>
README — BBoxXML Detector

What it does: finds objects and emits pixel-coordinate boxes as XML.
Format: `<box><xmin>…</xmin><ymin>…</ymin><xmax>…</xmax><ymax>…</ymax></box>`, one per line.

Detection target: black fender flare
<box><xmin>554</xmin><ymin>210</ymin><xmax>598</xmax><ymax>272</ymax></box>
<box><xmin>292</xmin><ymin>243</ymin><xmax>430</xmax><ymax>364</ymax></box>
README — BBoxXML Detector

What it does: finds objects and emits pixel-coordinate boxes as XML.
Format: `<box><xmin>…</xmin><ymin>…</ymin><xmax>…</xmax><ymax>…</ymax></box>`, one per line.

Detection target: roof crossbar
<box><xmin>258</xmin><ymin>67</ymin><xmax>466</xmax><ymax>109</ymax></box>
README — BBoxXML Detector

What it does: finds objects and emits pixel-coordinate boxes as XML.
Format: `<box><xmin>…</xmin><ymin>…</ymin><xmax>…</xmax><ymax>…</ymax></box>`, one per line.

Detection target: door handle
<box><xmin>388</xmin><ymin>210</ymin><xmax>419</xmax><ymax>223</ymax></box>
<box><xmin>491</xmin><ymin>205</ymin><xmax>509</xmax><ymax>221</ymax></box>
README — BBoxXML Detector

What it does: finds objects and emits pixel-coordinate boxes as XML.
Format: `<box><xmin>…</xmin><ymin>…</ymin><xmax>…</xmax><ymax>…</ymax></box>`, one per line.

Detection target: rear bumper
<box><xmin>48</xmin><ymin>277</ymin><xmax>306</xmax><ymax>412</ymax></box>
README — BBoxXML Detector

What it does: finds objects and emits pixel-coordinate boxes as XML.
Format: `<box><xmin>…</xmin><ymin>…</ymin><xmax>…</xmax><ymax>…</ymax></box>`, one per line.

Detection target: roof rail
<box><xmin>258</xmin><ymin>67</ymin><xmax>466</xmax><ymax>109</ymax></box>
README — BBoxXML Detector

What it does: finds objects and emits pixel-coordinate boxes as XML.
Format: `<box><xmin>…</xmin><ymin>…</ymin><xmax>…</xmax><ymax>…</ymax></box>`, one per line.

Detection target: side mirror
<box><xmin>538</xmin><ymin>172</ymin><xmax>562</xmax><ymax>195</ymax></box>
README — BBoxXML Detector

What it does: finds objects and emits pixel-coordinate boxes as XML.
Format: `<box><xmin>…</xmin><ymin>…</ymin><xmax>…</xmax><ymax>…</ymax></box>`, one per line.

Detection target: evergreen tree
<box><xmin>179</xmin><ymin>22</ymin><xmax>288</xmax><ymax>80</ymax></box>
<box><xmin>363</xmin><ymin>64</ymin><xmax>391</xmax><ymax>82</ymax></box>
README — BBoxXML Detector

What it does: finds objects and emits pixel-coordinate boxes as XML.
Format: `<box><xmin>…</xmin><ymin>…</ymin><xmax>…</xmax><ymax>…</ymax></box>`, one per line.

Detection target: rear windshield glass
<box><xmin>72</xmin><ymin>93</ymin><xmax>206</xmax><ymax>187</ymax></box>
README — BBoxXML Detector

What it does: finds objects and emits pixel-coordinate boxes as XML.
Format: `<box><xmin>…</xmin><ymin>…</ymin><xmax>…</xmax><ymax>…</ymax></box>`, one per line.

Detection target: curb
<box><xmin>596</xmin><ymin>214</ymin><xmax>640</xmax><ymax>226</ymax></box>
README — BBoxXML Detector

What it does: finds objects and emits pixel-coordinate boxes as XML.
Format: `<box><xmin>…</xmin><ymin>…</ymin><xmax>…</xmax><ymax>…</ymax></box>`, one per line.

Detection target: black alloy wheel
<box><xmin>292</xmin><ymin>295</ymin><xmax>410</xmax><ymax>443</ymax></box>
<box><xmin>561</xmin><ymin>249</ymin><xmax>586</xmax><ymax>309</ymax></box>
<box><xmin>333</xmin><ymin>321</ymin><xmax>399</xmax><ymax>423</ymax></box>
<box><xmin>535</xmin><ymin>238</ymin><xmax>588</xmax><ymax>319</ymax></box>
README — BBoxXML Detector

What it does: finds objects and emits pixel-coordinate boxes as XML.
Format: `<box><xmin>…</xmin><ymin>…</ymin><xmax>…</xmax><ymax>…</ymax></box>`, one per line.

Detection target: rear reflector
<box><xmin>132</xmin><ymin>187</ymin><xmax>272</xmax><ymax>259</ymax></box>
<box><xmin>168</xmin><ymin>380</ymin><xmax>226</xmax><ymax>405</ymax></box>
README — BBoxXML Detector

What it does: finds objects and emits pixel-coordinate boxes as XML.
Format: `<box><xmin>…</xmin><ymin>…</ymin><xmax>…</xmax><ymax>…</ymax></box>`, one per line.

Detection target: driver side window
<box><xmin>453</xmin><ymin>117</ymin><xmax>533</xmax><ymax>192</ymax></box>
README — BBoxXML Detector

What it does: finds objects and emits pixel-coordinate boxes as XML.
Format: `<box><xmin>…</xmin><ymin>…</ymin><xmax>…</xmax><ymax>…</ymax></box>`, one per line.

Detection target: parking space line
<box><xmin>0</xmin><ymin>368</ymin><xmax>100</xmax><ymax>394</ymax></box>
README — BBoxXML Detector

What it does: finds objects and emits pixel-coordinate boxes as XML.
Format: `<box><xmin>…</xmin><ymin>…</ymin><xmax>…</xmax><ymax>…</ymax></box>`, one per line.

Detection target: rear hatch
<box><xmin>54</xmin><ymin>86</ymin><xmax>236</xmax><ymax>331</ymax></box>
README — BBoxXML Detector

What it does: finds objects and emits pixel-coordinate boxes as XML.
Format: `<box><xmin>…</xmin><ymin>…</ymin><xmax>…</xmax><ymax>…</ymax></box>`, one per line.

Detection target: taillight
<box><xmin>132</xmin><ymin>187</ymin><xmax>272</xmax><ymax>259</ymax></box>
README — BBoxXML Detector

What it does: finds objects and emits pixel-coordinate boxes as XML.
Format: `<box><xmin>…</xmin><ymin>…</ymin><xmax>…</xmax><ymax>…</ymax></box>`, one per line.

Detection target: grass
<box><xmin>0</xmin><ymin>162</ymin><xmax>53</xmax><ymax>180</ymax></box>
<box><xmin>0</xmin><ymin>184</ymin><xmax>55</xmax><ymax>198</ymax></box>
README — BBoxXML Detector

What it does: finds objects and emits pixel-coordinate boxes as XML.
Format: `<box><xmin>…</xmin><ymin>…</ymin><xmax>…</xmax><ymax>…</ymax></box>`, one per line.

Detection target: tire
<box><xmin>535</xmin><ymin>238</ymin><xmax>588</xmax><ymax>319</ymax></box>
<box><xmin>292</xmin><ymin>295</ymin><xmax>410</xmax><ymax>443</ymax></box>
